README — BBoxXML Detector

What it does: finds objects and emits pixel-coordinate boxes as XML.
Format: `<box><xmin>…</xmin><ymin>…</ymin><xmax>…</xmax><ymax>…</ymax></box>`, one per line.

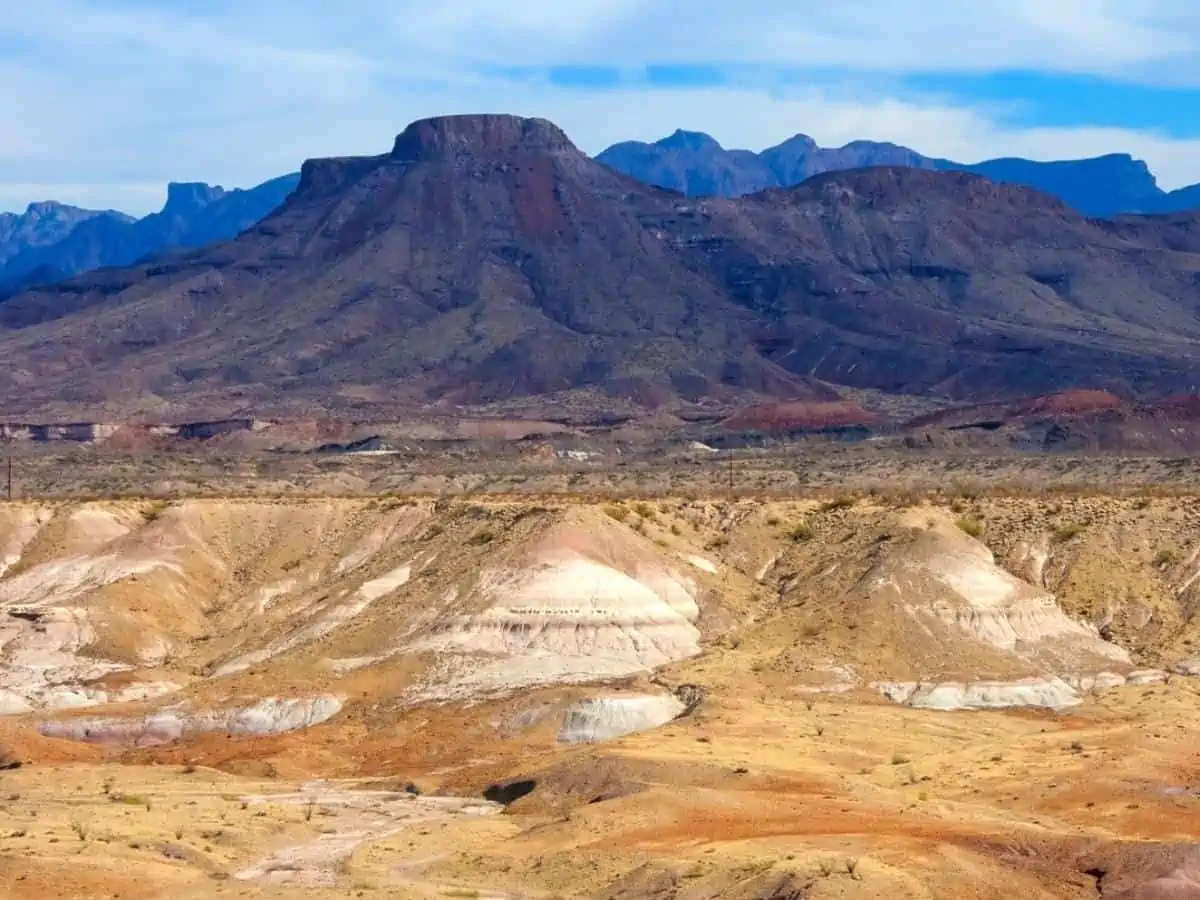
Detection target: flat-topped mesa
<box><xmin>390</xmin><ymin>114</ymin><xmax>577</xmax><ymax>161</ymax></box>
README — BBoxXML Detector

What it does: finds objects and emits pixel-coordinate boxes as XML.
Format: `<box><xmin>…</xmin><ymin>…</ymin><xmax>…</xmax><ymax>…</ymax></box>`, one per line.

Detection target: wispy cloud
<box><xmin>3</xmin><ymin>0</ymin><xmax>1200</xmax><ymax>213</ymax></box>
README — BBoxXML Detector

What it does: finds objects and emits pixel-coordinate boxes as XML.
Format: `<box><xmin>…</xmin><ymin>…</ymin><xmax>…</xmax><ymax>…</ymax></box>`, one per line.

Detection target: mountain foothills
<box><xmin>0</xmin><ymin>174</ymin><xmax>299</xmax><ymax>298</ymax></box>
<box><xmin>3</xmin><ymin>114</ymin><xmax>1200</xmax><ymax>420</ymax></box>
<box><xmin>597</xmin><ymin>129</ymin><xmax>1200</xmax><ymax>217</ymax></box>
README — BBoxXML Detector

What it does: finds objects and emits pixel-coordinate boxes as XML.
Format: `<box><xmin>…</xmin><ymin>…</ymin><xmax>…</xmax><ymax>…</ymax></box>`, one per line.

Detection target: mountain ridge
<box><xmin>0</xmin><ymin>173</ymin><xmax>300</xmax><ymax>296</ymax></box>
<box><xmin>4</xmin><ymin>128</ymin><xmax>1199</xmax><ymax>298</ymax></box>
<box><xmin>596</xmin><ymin>131</ymin><xmax>1199</xmax><ymax>217</ymax></box>
<box><xmin>2</xmin><ymin>114</ymin><xmax>1200</xmax><ymax>421</ymax></box>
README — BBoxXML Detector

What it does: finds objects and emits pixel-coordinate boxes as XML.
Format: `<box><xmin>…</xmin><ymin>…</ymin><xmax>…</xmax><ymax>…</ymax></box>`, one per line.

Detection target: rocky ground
<box><xmin>0</xmin><ymin>487</ymin><xmax>1197</xmax><ymax>898</ymax></box>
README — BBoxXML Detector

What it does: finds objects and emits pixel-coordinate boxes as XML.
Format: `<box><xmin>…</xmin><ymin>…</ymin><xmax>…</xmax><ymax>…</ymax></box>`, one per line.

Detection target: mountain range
<box><xmin>596</xmin><ymin>130</ymin><xmax>1200</xmax><ymax>217</ymax></box>
<box><xmin>2</xmin><ymin>114</ymin><xmax>1200</xmax><ymax>421</ymax></box>
<box><xmin>4</xmin><ymin>128</ymin><xmax>1200</xmax><ymax>305</ymax></box>
<box><xmin>0</xmin><ymin>174</ymin><xmax>299</xmax><ymax>297</ymax></box>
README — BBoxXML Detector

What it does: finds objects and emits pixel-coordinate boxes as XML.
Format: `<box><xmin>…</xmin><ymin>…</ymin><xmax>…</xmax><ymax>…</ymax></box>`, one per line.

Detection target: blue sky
<box><xmin>4</xmin><ymin>0</ymin><xmax>1200</xmax><ymax>214</ymax></box>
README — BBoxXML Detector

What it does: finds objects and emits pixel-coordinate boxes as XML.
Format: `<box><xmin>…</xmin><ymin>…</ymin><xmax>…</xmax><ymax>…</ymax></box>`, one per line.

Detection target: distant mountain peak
<box><xmin>391</xmin><ymin>114</ymin><xmax>576</xmax><ymax>161</ymax></box>
<box><xmin>162</xmin><ymin>182</ymin><xmax>228</xmax><ymax>217</ymax></box>
<box><xmin>656</xmin><ymin>129</ymin><xmax>723</xmax><ymax>152</ymax></box>
<box><xmin>599</xmin><ymin>127</ymin><xmax>1195</xmax><ymax>217</ymax></box>
<box><xmin>772</xmin><ymin>133</ymin><xmax>819</xmax><ymax>152</ymax></box>
<box><xmin>23</xmin><ymin>200</ymin><xmax>82</xmax><ymax>217</ymax></box>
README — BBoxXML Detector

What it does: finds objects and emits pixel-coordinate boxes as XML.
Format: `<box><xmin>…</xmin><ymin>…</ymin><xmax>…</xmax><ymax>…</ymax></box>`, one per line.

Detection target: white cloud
<box><xmin>2</xmin><ymin>0</ymin><xmax>1200</xmax><ymax>212</ymax></box>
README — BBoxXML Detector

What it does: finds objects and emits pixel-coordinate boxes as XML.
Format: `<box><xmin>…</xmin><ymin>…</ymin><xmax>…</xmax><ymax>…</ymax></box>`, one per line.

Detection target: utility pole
<box><xmin>4</xmin><ymin>437</ymin><xmax>10</xmax><ymax>503</ymax></box>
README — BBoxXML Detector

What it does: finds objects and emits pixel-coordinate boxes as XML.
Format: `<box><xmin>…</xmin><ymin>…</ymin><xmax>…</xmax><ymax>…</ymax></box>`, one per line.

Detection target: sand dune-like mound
<box><xmin>1</xmin><ymin>496</ymin><xmax>1197</xmax><ymax>748</ymax></box>
<box><xmin>767</xmin><ymin>508</ymin><xmax>1135</xmax><ymax>708</ymax></box>
<box><xmin>404</xmin><ymin>510</ymin><xmax>704</xmax><ymax>700</ymax></box>
<box><xmin>0</xmin><ymin>500</ymin><xmax>726</xmax><ymax>746</ymax></box>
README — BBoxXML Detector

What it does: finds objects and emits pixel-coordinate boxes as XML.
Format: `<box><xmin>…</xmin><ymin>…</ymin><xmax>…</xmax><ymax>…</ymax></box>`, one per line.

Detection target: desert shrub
<box><xmin>1154</xmin><ymin>549</ymin><xmax>1179</xmax><ymax>568</ymax></box>
<box><xmin>1052</xmin><ymin>523</ymin><xmax>1086</xmax><ymax>543</ymax></box>
<box><xmin>955</xmin><ymin>517</ymin><xmax>984</xmax><ymax>538</ymax></box>
<box><xmin>142</xmin><ymin>500</ymin><xmax>170</xmax><ymax>523</ymax></box>
<box><xmin>603</xmin><ymin>504</ymin><xmax>629</xmax><ymax>522</ymax></box>
<box><xmin>109</xmin><ymin>793</ymin><xmax>149</xmax><ymax>806</ymax></box>
<box><xmin>820</xmin><ymin>495</ymin><xmax>858</xmax><ymax>512</ymax></box>
<box><xmin>787</xmin><ymin>522</ymin><xmax>815</xmax><ymax>542</ymax></box>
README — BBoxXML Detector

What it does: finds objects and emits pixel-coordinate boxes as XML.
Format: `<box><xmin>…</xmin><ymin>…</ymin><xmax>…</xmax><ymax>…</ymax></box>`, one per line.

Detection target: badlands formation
<box><xmin>0</xmin><ymin>493</ymin><xmax>1197</xmax><ymax>897</ymax></box>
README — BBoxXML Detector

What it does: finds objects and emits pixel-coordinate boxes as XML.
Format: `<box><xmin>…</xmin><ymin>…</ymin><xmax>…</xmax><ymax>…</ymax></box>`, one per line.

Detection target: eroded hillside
<box><xmin>0</xmin><ymin>495</ymin><xmax>1198</xmax><ymax>899</ymax></box>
